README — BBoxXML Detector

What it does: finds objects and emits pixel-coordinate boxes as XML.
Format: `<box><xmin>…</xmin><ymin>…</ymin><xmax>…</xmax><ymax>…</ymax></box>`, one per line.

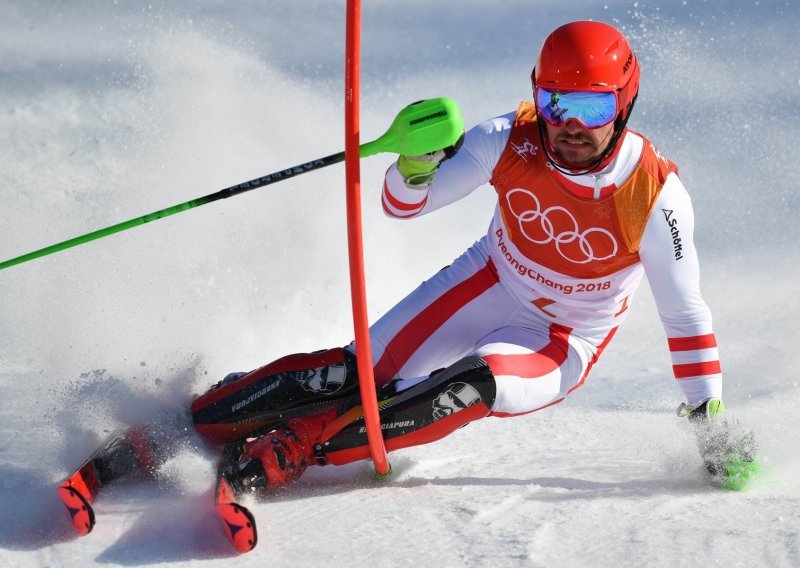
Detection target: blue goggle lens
<box><xmin>536</xmin><ymin>88</ymin><xmax>618</xmax><ymax>128</ymax></box>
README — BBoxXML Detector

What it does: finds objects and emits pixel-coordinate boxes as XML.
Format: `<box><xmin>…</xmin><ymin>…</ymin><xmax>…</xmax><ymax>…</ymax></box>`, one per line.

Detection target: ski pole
<box><xmin>0</xmin><ymin>97</ymin><xmax>463</xmax><ymax>272</ymax></box>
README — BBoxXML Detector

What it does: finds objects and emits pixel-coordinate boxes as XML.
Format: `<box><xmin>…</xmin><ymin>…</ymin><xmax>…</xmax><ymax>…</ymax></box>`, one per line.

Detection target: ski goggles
<box><xmin>535</xmin><ymin>88</ymin><xmax>618</xmax><ymax>129</ymax></box>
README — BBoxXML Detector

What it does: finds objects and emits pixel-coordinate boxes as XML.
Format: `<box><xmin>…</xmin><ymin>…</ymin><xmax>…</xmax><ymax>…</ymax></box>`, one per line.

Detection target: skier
<box><xmin>190</xmin><ymin>20</ymin><xmax>757</xmax><ymax>493</ymax></box>
<box><xmin>543</xmin><ymin>91</ymin><xmax>568</xmax><ymax>124</ymax></box>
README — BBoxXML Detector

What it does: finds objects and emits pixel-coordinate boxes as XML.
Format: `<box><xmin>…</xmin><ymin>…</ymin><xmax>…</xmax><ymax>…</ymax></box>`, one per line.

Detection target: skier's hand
<box><xmin>397</xmin><ymin>131</ymin><xmax>465</xmax><ymax>188</ymax></box>
<box><xmin>677</xmin><ymin>398</ymin><xmax>759</xmax><ymax>490</ymax></box>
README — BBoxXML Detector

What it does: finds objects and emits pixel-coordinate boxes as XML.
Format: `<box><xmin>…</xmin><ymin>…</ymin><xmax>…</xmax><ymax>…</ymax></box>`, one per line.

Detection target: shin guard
<box><xmin>192</xmin><ymin>348</ymin><xmax>359</xmax><ymax>444</ymax></box>
<box><xmin>319</xmin><ymin>355</ymin><xmax>496</xmax><ymax>465</ymax></box>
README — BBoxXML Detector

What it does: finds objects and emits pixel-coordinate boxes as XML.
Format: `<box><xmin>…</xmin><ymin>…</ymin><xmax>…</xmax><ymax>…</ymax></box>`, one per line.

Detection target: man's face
<box><xmin>544</xmin><ymin>119</ymin><xmax>615</xmax><ymax>167</ymax></box>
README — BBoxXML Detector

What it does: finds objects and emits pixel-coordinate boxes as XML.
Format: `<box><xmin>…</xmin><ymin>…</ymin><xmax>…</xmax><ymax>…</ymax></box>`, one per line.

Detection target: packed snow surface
<box><xmin>1</xmin><ymin>1</ymin><xmax>799</xmax><ymax>566</ymax></box>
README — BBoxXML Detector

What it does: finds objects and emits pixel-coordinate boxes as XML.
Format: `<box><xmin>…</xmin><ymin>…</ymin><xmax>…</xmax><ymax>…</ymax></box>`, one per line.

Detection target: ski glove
<box><xmin>677</xmin><ymin>398</ymin><xmax>759</xmax><ymax>490</ymax></box>
<box><xmin>397</xmin><ymin>132</ymin><xmax>465</xmax><ymax>189</ymax></box>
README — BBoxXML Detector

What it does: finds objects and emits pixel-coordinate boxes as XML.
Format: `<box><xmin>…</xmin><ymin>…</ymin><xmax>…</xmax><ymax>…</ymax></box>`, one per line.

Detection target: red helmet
<box><xmin>532</xmin><ymin>21</ymin><xmax>640</xmax><ymax>172</ymax></box>
<box><xmin>534</xmin><ymin>20</ymin><xmax>639</xmax><ymax>123</ymax></box>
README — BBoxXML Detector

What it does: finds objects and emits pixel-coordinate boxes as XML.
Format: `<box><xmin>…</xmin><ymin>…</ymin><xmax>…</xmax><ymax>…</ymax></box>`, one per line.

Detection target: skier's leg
<box><xmin>191</xmin><ymin>347</ymin><xmax>360</xmax><ymax>444</ymax></box>
<box><xmin>366</xmin><ymin>244</ymin><xmax>505</xmax><ymax>385</ymax></box>
<box><xmin>476</xmin><ymin>322</ymin><xmax>617</xmax><ymax>417</ymax></box>
<box><xmin>192</xmin><ymin>240</ymin><xmax>511</xmax><ymax>445</ymax></box>
<box><xmin>202</xmin><ymin>240</ymin><xmax>536</xmax><ymax>486</ymax></box>
<box><xmin>321</xmin><ymin>321</ymin><xmax>607</xmax><ymax>464</ymax></box>
<box><xmin>224</xmin><ymin>353</ymin><xmax>496</xmax><ymax>492</ymax></box>
<box><xmin>230</xmin><ymin>323</ymin><xmax>616</xmax><ymax>490</ymax></box>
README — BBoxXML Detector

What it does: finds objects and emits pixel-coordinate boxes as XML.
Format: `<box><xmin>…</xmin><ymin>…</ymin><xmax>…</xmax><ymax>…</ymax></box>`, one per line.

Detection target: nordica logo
<box><xmin>358</xmin><ymin>420</ymin><xmax>415</xmax><ymax>434</ymax></box>
<box><xmin>662</xmin><ymin>209</ymin><xmax>684</xmax><ymax>260</ymax></box>
<box><xmin>231</xmin><ymin>380</ymin><xmax>280</xmax><ymax>413</ymax></box>
<box><xmin>409</xmin><ymin>110</ymin><xmax>446</xmax><ymax>125</ymax></box>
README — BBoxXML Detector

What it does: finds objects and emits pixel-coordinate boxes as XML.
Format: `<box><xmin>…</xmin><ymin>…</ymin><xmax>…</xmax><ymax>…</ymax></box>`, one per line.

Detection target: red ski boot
<box><xmin>242</xmin><ymin>423</ymin><xmax>312</xmax><ymax>489</ymax></box>
<box><xmin>225</xmin><ymin>412</ymin><xmax>332</xmax><ymax>494</ymax></box>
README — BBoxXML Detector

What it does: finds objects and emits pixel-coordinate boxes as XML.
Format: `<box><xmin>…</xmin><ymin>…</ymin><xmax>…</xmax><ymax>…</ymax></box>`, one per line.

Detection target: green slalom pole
<box><xmin>0</xmin><ymin>98</ymin><xmax>463</xmax><ymax>272</ymax></box>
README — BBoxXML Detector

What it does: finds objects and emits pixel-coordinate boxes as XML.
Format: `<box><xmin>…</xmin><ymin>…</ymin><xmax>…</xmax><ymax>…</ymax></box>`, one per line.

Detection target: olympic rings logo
<box><xmin>505</xmin><ymin>188</ymin><xmax>618</xmax><ymax>264</ymax></box>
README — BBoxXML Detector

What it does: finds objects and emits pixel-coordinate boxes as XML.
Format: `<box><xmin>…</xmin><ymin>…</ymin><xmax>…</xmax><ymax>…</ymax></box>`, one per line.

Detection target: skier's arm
<box><xmin>382</xmin><ymin>112</ymin><xmax>513</xmax><ymax>219</ymax></box>
<box><xmin>640</xmin><ymin>178</ymin><xmax>760</xmax><ymax>487</ymax></box>
<box><xmin>638</xmin><ymin>173</ymin><xmax>722</xmax><ymax>407</ymax></box>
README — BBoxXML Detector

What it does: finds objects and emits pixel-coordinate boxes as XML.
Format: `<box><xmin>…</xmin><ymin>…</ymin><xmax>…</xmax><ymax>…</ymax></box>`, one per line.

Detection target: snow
<box><xmin>1</xmin><ymin>1</ymin><xmax>799</xmax><ymax>566</ymax></box>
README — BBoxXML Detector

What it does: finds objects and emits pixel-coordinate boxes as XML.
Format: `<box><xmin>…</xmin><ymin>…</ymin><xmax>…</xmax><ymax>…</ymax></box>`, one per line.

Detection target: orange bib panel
<box><xmin>491</xmin><ymin>102</ymin><xmax>678</xmax><ymax>279</ymax></box>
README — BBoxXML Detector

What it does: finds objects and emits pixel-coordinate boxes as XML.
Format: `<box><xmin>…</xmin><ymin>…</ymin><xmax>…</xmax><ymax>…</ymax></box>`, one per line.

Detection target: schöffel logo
<box><xmin>409</xmin><ymin>110</ymin><xmax>447</xmax><ymax>125</ymax></box>
<box><xmin>662</xmin><ymin>209</ymin><xmax>684</xmax><ymax>260</ymax></box>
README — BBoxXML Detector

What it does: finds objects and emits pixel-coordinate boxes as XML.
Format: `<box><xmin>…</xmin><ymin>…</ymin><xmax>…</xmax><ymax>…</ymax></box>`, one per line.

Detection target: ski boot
<box><xmin>219</xmin><ymin>415</ymin><xmax>328</xmax><ymax>495</ymax></box>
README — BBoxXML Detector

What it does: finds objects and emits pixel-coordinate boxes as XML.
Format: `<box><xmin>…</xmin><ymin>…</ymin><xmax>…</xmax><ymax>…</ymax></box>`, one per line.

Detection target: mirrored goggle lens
<box><xmin>536</xmin><ymin>89</ymin><xmax>618</xmax><ymax>128</ymax></box>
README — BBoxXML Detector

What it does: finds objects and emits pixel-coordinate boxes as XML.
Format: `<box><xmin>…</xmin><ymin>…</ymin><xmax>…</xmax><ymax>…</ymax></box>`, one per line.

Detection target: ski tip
<box><xmin>216</xmin><ymin>502</ymin><xmax>258</xmax><ymax>553</ymax></box>
<box><xmin>57</xmin><ymin>484</ymin><xmax>96</xmax><ymax>536</ymax></box>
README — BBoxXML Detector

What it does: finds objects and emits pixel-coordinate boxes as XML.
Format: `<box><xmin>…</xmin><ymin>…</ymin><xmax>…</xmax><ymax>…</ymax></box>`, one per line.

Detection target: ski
<box><xmin>57</xmin><ymin>427</ymin><xmax>157</xmax><ymax>536</ymax></box>
<box><xmin>214</xmin><ymin>442</ymin><xmax>258</xmax><ymax>553</ymax></box>
<box><xmin>57</xmin><ymin>470</ymin><xmax>99</xmax><ymax>536</ymax></box>
<box><xmin>56</xmin><ymin>430</ymin><xmax>123</xmax><ymax>535</ymax></box>
<box><xmin>57</xmin><ymin>426</ymin><xmax>258</xmax><ymax>551</ymax></box>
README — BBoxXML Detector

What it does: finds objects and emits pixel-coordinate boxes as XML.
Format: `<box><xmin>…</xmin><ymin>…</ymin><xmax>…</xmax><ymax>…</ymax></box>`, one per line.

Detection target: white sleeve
<box><xmin>639</xmin><ymin>173</ymin><xmax>722</xmax><ymax>406</ymax></box>
<box><xmin>381</xmin><ymin>112</ymin><xmax>513</xmax><ymax>219</ymax></box>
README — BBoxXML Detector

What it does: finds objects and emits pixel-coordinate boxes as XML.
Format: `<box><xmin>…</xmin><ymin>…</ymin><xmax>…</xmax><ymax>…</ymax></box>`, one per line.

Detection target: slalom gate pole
<box><xmin>344</xmin><ymin>0</ymin><xmax>391</xmax><ymax>478</ymax></box>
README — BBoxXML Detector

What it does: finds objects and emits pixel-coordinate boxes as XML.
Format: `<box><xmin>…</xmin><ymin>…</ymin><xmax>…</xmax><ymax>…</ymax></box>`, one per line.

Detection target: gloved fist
<box><xmin>678</xmin><ymin>398</ymin><xmax>759</xmax><ymax>490</ymax></box>
<box><xmin>397</xmin><ymin>132</ymin><xmax>465</xmax><ymax>188</ymax></box>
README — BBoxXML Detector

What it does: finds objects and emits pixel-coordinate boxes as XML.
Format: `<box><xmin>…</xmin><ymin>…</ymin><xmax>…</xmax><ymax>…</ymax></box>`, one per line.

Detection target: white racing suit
<box><xmin>375</xmin><ymin>102</ymin><xmax>721</xmax><ymax>418</ymax></box>
<box><xmin>192</xmin><ymin>102</ymin><xmax>722</xmax><ymax>465</ymax></box>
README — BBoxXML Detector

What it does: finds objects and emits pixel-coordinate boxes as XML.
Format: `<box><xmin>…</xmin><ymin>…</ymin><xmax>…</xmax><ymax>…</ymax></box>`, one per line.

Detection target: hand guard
<box><xmin>677</xmin><ymin>398</ymin><xmax>759</xmax><ymax>490</ymax></box>
<box><xmin>397</xmin><ymin>132</ymin><xmax>465</xmax><ymax>188</ymax></box>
